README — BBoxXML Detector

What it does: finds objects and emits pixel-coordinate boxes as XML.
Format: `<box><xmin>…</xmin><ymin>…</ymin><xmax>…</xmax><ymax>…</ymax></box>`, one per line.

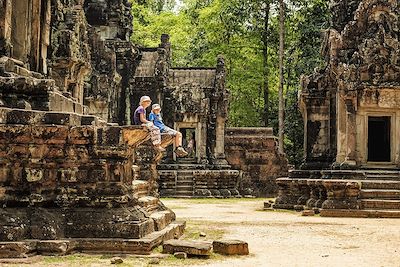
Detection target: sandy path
<box><xmin>163</xmin><ymin>199</ymin><xmax>400</xmax><ymax>267</ymax></box>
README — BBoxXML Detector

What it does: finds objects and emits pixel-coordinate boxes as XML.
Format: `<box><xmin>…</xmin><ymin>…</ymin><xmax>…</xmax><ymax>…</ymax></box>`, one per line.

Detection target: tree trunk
<box><xmin>262</xmin><ymin>3</ymin><xmax>271</xmax><ymax>126</ymax></box>
<box><xmin>278</xmin><ymin>0</ymin><xmax>285</xmax><ymax>153</ymax></box>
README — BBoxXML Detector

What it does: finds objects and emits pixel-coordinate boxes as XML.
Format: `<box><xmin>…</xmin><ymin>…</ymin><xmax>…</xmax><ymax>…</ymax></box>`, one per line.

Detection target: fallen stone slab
<box><xmin>163</xmin><ymin>240</ymin><xmax>212</xmax><ymax>256</ymax></box>
<box><xmin>264</xmin><ymin>202</ymin><xmax>272</xmax><ymax>209</ymax></box>
<box><xmin>301</xmin><ymin>210</ymin><xmax>315</xmax><ymax>216</ymax></box>
<box><xmin>174</xmin><ymin>252</ymin><xmax>187</xmax><ymax>259</ymax></box>
<box><xmin>110</xmin><ymin>256</ymin><xmax>123</xmax><ymax>264</ymax></box>
<box><xmin>212</xmin><ymin>240</ymin><xmax>249</xmax><ymax>255</ymax></box>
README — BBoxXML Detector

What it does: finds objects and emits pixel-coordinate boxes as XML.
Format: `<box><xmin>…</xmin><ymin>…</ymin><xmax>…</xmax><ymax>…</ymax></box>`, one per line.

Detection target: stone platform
<box><xmin>273</xmin><ymin>170</ymin><xmax>400</xmax><ymax>218</ymax></box>
<box><xmin>0</xmin><ymin>222</ymin><xmax>185</xmax><ymax>258</ymax></box>
<box><xmin>0</xmin><ymin>111</ymin><xmax>185</xmax><ymax>258</ymax></box>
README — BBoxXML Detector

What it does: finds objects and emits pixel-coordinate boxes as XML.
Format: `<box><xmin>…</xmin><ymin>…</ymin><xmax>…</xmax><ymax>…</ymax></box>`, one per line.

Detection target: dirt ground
<box><xmin>163</xmin><ymin>198</ymin><xmax>400</xmax><ymax>267</ymax></box>
<box><xmin>1</xmin><ymin>198</ymin><xmax>400</xmax><ymax>267</ymax></box>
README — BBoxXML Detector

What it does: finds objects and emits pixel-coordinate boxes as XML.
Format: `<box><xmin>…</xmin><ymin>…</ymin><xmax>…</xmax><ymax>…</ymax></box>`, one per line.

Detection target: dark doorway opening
<box><xmin>180</xmin><ymin>128</ymin><xmax>196</xmax><ymax>160</ymax></box>
<box><xmin>368</xmin><ymin>116</ymin><xmax>391</xmax><ymax>162</ymax></box>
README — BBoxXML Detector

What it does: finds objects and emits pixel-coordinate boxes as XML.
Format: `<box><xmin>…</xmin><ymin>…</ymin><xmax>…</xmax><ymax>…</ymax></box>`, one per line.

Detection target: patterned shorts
<box><xmin>162</xmin><ymin>126</ymin><xmax>178</xmax><ymax>136</ymax></box>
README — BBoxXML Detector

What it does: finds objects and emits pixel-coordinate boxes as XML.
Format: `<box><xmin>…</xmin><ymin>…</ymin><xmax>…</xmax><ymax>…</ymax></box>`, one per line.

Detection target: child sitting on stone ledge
<box><xmin>149</xmin><ymin>104</ymin><xmax>188</xmax><ymax>157</ymax></box>
<box><xmin>133</xmin><ymin>96</ymin><xmax>165</xmax><ymax>152</ymax></box>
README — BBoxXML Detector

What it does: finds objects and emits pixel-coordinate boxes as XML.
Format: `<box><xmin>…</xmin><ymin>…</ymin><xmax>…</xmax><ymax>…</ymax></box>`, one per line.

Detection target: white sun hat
<box><xmin>139</xmin><ymin>95</ymin><xmax>151</xmax><ymax>104</ymax></box>
<box><xmin>152</xmin><ymin>104</ymin><xmax>161</xmax><ymax>110</ymax></box>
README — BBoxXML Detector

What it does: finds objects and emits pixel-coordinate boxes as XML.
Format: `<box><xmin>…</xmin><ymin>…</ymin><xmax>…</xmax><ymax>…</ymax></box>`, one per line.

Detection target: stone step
<box><xmin>138</xmin><ymin>196</ymin><xmax>160</xmax><ymax>213</ymax></box>
<box><xmin>176</xmin><ymin>184</ymin><xmax>193</xmax><ymax>189</ymax></box>
<box><xmin>132</xmin><ymin>180</ymin><xmax>150</xmax><ymax>198</ymax></box>
<box><xmin>149</xmin><ymin>210</ymin><xmax>176</xmax><ymax>231</ymax></box>
<box><xmin>361</xmin><ymin>180</ymin><xmax>400</xmax><ymax>190</ymax></box>
<box><xmin>320</xmin><ymin>209</ymin><xmax>400</xmax><ymax>218</ymax></box>
<box><xmin>159</xmin><ymin>164</ymin><xmax>208</xmax><ymax>170</ymax></box>
<box><xmin>365</xmin><ymin>175</ymin><xmax>400</xmax><ymax>180</ymax></box>
<box><xmin>360</xmin><ymin>199</ymin><xmax>400</xmax><ymax>210</ymax></box>
<box><xmin>176</xmin><ymin>181</ymin><xmax>193</xmax><ymax>186</ymax></box>
<box><xmin>177</xmin><ymin>176</ymin><xmax>194</xmax><ymax>182</ymax></box>
<box><xmin>360</xmin><ymin>189</ymin><xmax>400</xmax><ymax>199</ymax></box>
<box><xmin>174</xmin><ymin>191</ymin><xmax>193</xmax><ymax>197</ymax></box>
<box><xmin>0</xmin><ymin>222</ymin><xmax>186</xmax><ymax>258</ymax></box>
<box><xmin>163</xmin><ymin>240</ymin><xmax>212</xmax><ymax>256</ymax></box>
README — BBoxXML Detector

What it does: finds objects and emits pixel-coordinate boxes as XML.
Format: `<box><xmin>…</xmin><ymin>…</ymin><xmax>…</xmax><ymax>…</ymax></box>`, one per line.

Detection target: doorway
<box><xmin>180</xmin><ymin>128</ymin><xmax>196</xmax><ymax>161</ymax></box>
<box><xmin>368</xmin><ymin>116</ymin><xmax>391</xmax><ymax>162</ymax></box>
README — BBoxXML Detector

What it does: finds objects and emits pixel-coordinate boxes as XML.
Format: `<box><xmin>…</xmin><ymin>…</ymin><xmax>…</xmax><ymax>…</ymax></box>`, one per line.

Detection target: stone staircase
<box><xmin>277</xmin><ymin>169</ymin><xmax>400</xmax><ymax>218</ymax></box>
<box><xmin>356</xmin><ymin>180</ymin><xmax>400</xmax><ymax>217</ymax></box>
<box><xmin>158</xmin><ymin>162</ymin><xmax>241</xmax><ymax>198</ymax></box>
<box><xmin>159</xmin><ymin>169</ymin><xmax>195</xmax><ymax>198</ymax></box>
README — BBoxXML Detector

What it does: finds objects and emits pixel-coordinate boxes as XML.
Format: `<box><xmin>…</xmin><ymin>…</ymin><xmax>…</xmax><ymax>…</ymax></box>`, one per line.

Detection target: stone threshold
<box><xmin>0</xmin><ymin>222</ymin><xmax>185</xmax><ymax>258</ymax></box>
<box><xmin>320</xmin><ymin>209</ymin><xmax>400</xmax><ymax>218</ymax></box>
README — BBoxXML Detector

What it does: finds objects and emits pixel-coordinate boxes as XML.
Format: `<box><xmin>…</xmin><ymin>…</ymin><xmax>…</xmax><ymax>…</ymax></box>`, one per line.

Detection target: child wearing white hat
<box><xmin>149</xmin><ymin>104</ymin><xmax>188</xmax><ymax>157</ymax></box>
<box><xmin>133</xmin><ymin>96</ymin><xmax>165</xmax><ymax>152</ymax></box>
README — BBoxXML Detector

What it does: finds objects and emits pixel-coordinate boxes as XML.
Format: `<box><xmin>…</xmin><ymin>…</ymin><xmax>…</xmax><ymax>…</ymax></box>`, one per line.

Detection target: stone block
<box><xmin>110</xmin><ymin>256</ymin><xmax>123</xmax><ymax>264</ymax></box>
<box><xmin>36</xmin><ymin>240</ymin><xmax>70</xmax><ymax>255</ymax></box>
<box><xmin>65</xmin><ymin>208</ymin><xmax>153</xmax><ymax>239</ymax></box>
<box><xmin>0</xmin><ymin>209</ymin><xmax>30</xmax><ymax>241</ymax></box>
<box><xmin>43</xmin><ymin>112</ymin><xmax>81</xmax><ymax>126</ymax></box>
<box><xmin>0</xmin><ymin>241</ymin><xmax>36</xmax><ymax>258</ymax></box>
<box><xmin>174</xmin><ymin>252</ymin><xmax>187</xmax><ymax>259</ymax></box>
<box><xmin>212</xmin><ymin>240</ymin><xmax>249</xmax><ymax>255</ymax></box>
<box><xmin>301</xmin><ymin>210</ymin><xmax>315</xmax><ymax>216</ymax></box>
<box><xmin>163</xmin><ymin>240</ymin><xmax>212</xmax><ymax>256</ymax></box>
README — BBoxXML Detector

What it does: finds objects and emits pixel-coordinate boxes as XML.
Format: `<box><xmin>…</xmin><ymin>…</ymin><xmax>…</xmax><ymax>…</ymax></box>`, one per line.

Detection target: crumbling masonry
<box><xmin>0</xmin><ymin>0</ymin><xmax>183</xmax><ymax>258</ymax></box>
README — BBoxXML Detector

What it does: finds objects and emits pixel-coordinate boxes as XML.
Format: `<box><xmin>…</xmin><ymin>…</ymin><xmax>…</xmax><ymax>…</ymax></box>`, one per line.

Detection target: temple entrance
<box><xmin>368</xmin><ymin>116</ymin><xmax>391</xmax><ymax>162</ymax></box>
<box><xmin>180</xmin><ymin>128</ymin><xmax>196</xmax><ymax>160</ymax></box>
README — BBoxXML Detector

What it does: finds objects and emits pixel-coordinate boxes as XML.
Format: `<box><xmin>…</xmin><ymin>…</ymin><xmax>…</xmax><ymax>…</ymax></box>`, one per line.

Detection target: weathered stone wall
<box><xmin>0</xmin><ymin>0</ymin><xmax>186</xmax><ymax>257</ymax></box>
<box><xmin>83</xmin><ymin>0</ymin><xmax>138</xmax><ymax>125</ymax></box>
<box><xmin>49</xmin><ymin>0</ymin><xmax>91</xmax><ymax>105</ymax></box>
<box><xmin>225</xmin><ymin>127</ymin><xmax>288</xmax><ymax>197</ymax></box>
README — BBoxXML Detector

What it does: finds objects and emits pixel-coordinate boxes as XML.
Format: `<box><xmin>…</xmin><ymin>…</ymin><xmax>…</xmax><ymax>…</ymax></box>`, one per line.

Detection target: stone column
<box><xmin>39</xmin><ymin>0</ymin><xmax>51</xmax><ymax>74</ymax></box>
<box><xmin>210</xmin><ymin>55</ymin><xmax>229</xmax><ymax>164</ymax></box>
<box><xmin>343</xmin><ymin>98</ymin><xmax>357</xmax><ymax>167</ymax></box>
<box><xmin>11</xmin><ymin>0</ymin><xmax>31</xmax><ymax>64</ymax></box>
<box><xmin>0</xmin><ymin>0</ymin><xmax>12</xmax><ymax>56</ymax></box>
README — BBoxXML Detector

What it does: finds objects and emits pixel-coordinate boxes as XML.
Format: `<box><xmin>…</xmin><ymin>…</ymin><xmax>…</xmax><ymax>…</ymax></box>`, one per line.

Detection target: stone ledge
<box><xmin>163</xmin><ymin>240</ymin><xmax>212</xmax><ymax>256</ymax></box>
<box><xmin>0</xmin><ymin>222</ymin><xmax>185</xmax><ymax>258</ymax></box>
<box><xmin>320</xmin><ymin>209</ymin><xmax>400</xmax><ymax>218</ymax></box>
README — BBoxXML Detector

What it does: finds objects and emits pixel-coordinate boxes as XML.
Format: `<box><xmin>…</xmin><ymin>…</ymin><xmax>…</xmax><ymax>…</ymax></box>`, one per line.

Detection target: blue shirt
<box><xmin>149</xmin><ymin>112</ymin><xmax>165</xmax><ymax>131</ymax></box>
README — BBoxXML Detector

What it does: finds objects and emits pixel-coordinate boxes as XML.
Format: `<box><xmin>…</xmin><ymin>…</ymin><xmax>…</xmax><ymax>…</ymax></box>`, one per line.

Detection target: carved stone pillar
<box><xmin>0</xmin><ymin>0</ymin><xmax>12</xmax><ymax>56</ymax></box>
<box><xmin>294</xmin><ymin>179</ymin><xmax>310</xmax><ymax>211</ymax></box>
<box><xmin>314</xmin><ymin>179</ymin><xmax>327</xmax><ymax>209</ymax></box>
<box><xmin>211</xmin><ymin>55</ymin><xmax>229</xmax><ymax>164</ymax></box>
<box><xmin>344</xmin><ymin>98</ymin><xmax>357</xmax><ymax>166</ymax></box>
<box><xmin>273</xmin><ymin>178</ymin><xmax>297</xmax><ymax>210</ymax></box>
<box><xmin>305</xmin><ymin>179</ymin><xmax>319</xmax><ymax>209</ymax></box>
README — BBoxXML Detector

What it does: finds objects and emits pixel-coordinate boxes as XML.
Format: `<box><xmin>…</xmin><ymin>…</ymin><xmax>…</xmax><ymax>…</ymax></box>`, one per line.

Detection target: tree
<box><xmin>278</xmin><ymin>0</ymin><xmax>285</xmax><ymax>153</ymax></box>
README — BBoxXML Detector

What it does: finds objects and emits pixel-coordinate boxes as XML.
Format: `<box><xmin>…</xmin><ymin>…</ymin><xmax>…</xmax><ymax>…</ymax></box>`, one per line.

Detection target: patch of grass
<box><xmin>161</xmin><ymin>252</ymin><xmax>225</xmax><ymax>266</ymax></box>
<box><xmin>161</xmin><ymin>197</ymin><xmax>275</xmax><ymax>205</ymax></box>
<box><xmin>257</xmin><ymin>208</ymin><xmax>298</xmax><ymax>214</ymax></box>
<box><xmin>173</xmin><ymin>219</ymin><xmax>227</xmax><ymax>241</ymax></box>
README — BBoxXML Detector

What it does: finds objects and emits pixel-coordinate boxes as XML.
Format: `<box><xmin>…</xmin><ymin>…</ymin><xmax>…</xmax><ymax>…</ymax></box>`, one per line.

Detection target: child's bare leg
<box><xmin>175</xmin><ymin>132</ymin><xmax>183</xmax><ymax>147</ymax></box>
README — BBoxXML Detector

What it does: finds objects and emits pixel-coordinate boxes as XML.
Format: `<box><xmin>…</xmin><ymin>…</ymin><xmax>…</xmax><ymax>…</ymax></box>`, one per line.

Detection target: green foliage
<box><xmin>130</xmin><ymin>0</ymin><xmax>330</xmax><ymax>166</ymax></box>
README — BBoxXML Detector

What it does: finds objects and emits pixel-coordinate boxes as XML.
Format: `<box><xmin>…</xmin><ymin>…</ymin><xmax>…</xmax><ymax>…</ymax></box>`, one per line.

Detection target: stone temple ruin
<box><xmin>0</xmin><ymin>0</ymin><xmax>287</xmax><ymax>258</ymax></box>
<box><xmin>0</xmin><ymin>0</ymin><xmax>184</xmax><ymax>258</ymax></box>
<box><xmin>274</xmin><ymin>0</ymin><xmax>400</xmax><ymax>217</ymax></box>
